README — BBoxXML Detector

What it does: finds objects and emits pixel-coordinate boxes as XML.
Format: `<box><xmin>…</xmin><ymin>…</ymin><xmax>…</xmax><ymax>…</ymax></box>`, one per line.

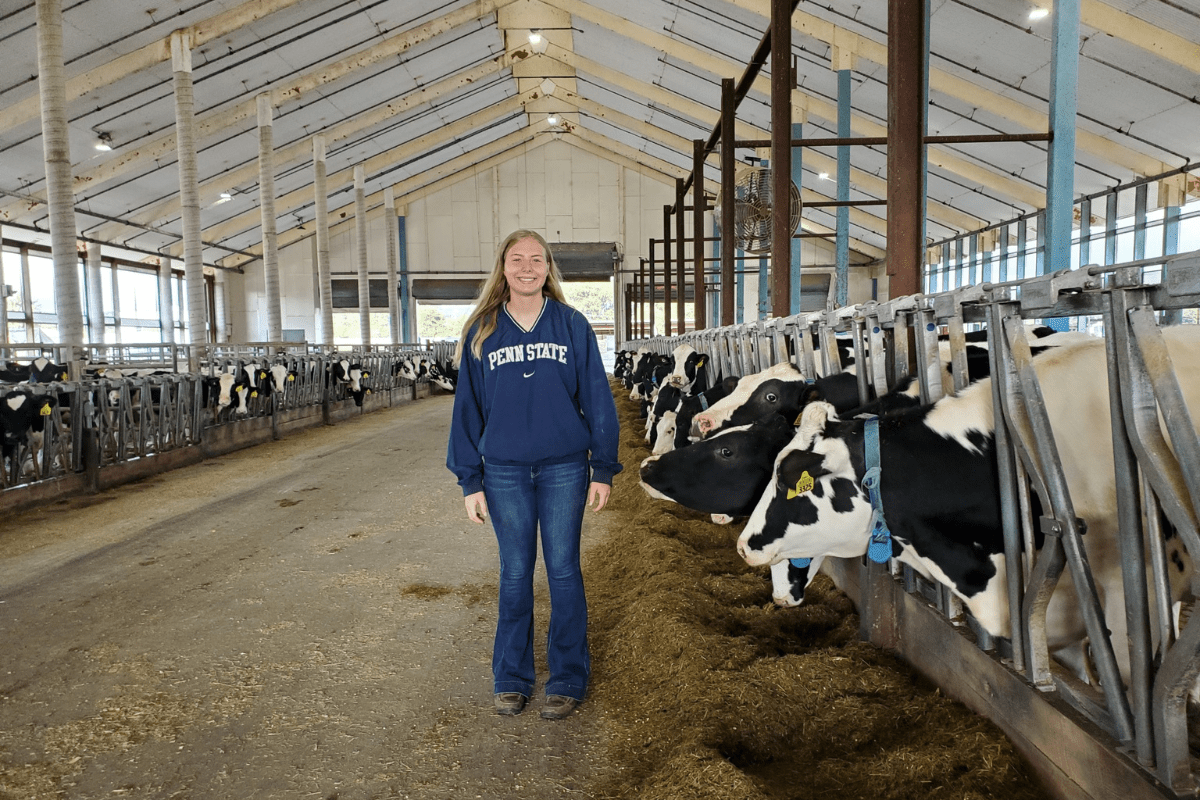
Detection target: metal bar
<box><xmin>1043</xmin><ymin>0</ymin><xmax>1080</xmax><ymax>274</ymax></box>
<box><xmin>986</xmin><ymin>302</ymin><xmax>1027</xmax><ymax>673</ymax></box>
<box><xmin>771</xmin><ymin>0</ymin><xmax>792</xmax><ymax>320</ymax></box>
<box><xmin>733</xmin><ymin>133</ymin><xmax>1051</xmax><ymax>148</ymax></box>
<box><xmin>649</xmin><ymin>239</ymin><xmax>656</xmax><ymax>336</ymax></box>
<box><xmin>791</xmin><ymin>121</ymin><xmax>803</xmax><ymax>315</ymax></box>
<box><xmin>1004</xmin><ymin>315</ymin><xmax>1135</xmax><ymax>741</ymax></box>
<box><xmin>721</xmin><ymin>77</ymin><xmax>736</xmax><ymax>328</ymax></box>
<box><xmin>676</xmin><ymin>179</ymin><xmax>686</xmax><ymax>334</ymax></box>
<box><xmin>693</xmin><ymin>139</ymin><xmax>706</xmax><ymax>330</ymax></box>
<box><xmin>663</xmin><ymin>206</ymin><xmax>673</xmax><ymax>335</ymax></box>
<box><xmin>1102</xmin><ymin>290</ymin><xmax>1154</xmax><ymax>765</ymax></box>
<box><xmin>886</xmin><ymin>0</ymin><xmax>926</xmax><ymax>300</ymax></box>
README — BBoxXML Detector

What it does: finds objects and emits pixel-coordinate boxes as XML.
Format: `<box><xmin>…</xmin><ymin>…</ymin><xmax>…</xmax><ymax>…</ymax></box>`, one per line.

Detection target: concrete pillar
<box><xmin>36</xmin><ymin>0</ymin><xmax>84</xmax><ymax>352</ymax></box>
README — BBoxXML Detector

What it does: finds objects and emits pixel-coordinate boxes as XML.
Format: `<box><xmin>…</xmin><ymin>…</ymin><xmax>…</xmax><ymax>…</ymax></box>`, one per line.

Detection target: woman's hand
<box><xmin>587</xmin><ymin>482</ymin><xmax>611</xmax><ymax>512</ymax></box>
<box><xmin>464</xmin><ymin>491</ymin><xmax>488</xmax><ymax>523</ymax></box>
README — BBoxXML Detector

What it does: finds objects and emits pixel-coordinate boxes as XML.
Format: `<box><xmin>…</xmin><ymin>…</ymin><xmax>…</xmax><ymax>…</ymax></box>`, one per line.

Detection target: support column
<box><xmin>36</xmin><ymin>0</ymin><xmax>84</xmax><ymax>353</ymax></box>
<box><xmin>158</xmin><ymin>257</ymin><xmax>175</xmax><ymax>345</ymax></box>
<box><xmin>886</xmin><ymin>0</ymin><xmax>927</xmax><ymax>298</ymax></box>
<box><xmin>313</xmin><ymin>136</ymin><xmax>333</xmax><ymax>347</ymax></box>
<box><xmin>257</xmin><ymin>94</ymin><xmax>282</xmax><ymax>343</ymax></box>
<box><xmin>1044</xmin><ymin>0</ymin><xmax>1080</xmax><ymax>272</ymax></box>
<box><xmin>662</xmin><ymin>205</ymin><xmax>672</xmax><ymax>336</ymax></box>
<box><xmin>720</xmin><ymin>78</ymin><xmax>736</xmax><ymax>327</ymax></box>
<box><xmin>1160</xmin><ymin>176</ymin><xmax>1185</xmax><ymax>325</ymax></box>
<box><xmin>836</xmin><ymin>68</ymin><xmax>852</xmax><ymax>307</ymax></box>
<box><xmin>770</xmin><ymin>0</ymin><xmax>793</xmax><ymax>318</ymax></box>
<box><xmin>648</xmin><ymin>239</ymin><xmax>656</xmax><ymax>337</ymax></box>
<box><xmin>398</xmin><ymin>209</ymin><xmax>411</xmax><ymax>343</ymax></box>
<box><xmin>0</xmin><ymin>224</ymin><xmax>8</xmax><ymax>346</ymax></box>
<box><xmin>354</xmin><ymin>165</ymin><xmax>371</xmax><ymax>345</ymax></box>
<box><xmin>692</xmin><ymin>139</ymin><xmax>706</xmax><ymax>330</ymax></box>
<box><xmin>675</xmin><ymin>178</ymin><xmax>686</xmax><ymax>334</ymax></box>
<box><xmin>790</xmin><ymin>121</ymin><xmax>803</xmax><ymax>314</ymax></box>
<box><xmin>214</xmin><ymin>269</ymin><xmax>228</xmax><ymax>343</ymax></box>
<box><xmin>85</xmin><ymin>241</ymin><xmax>104</xmax><ymax>345</ymax></box>
<box><xmin>171</xmin><ymin>31</ymin><xmax>208</xmax><ymax>353</ymax></box>
<box><xmin>384</xmin><ymin>188</ymin><xmax>400</xmax><ymax>346</ymax></box>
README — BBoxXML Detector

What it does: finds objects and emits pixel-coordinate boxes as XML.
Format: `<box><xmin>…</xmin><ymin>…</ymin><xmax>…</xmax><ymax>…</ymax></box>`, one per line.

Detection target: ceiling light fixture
<box><xmin>212</xmin><ymin>191</ymin><xmax>233</xmax><ymax>206</ymax></box>
<box><xmin>819</xmin><ymin>172</ymin><xmax>831</xmax><ymax>181</ymax></box>
<box><xmin>547</xmin><ymin>115</ymin><xmax>559</xmax><ymax>126</ymax></box>
<box><xmin>528</xmin><ymin>31</ymin><xmax>542</xmax><ymax>45</ymax></box>
<box><xmin>94</xmin><ymin>132</ymin><xmax>113</xmax><ymax>151</ymax></box>
<box><xmin>1028</xmin><ymin>8</ymin><xmax>1049</xmax><ymax>20</ymax></box>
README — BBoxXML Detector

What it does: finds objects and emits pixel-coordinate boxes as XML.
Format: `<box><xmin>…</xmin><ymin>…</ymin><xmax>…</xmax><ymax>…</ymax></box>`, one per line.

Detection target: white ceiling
<box><xmin>0</xmin><ymin>0</ymin><xmax>1196</xmax><ymax>269</ymax></box>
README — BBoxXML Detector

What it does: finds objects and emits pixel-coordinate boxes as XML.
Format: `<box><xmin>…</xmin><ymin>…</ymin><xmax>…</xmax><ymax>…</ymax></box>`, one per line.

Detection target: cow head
<box><xmin>692</xmin><ymin>362</ymin><xmax>816</xmax><ymax>439</ymax></box>
<box><xmin>651</xmin><ymin>410</ymin><xmax>678</xmax><ymax>455</ymax></box>
<box><xmin>639</xmin><ymin>414</ymin><xmax>796</xmax><ymax>517</ymax></box>
<box><xmin>736</xmin><ymin>402</ymin><xmax>873</xmax><ymax>568</ymax></box>
<box><xmin>770</xmin><ymin>556</ymin><xmax>826</xmax><ymax>607</ymax></box>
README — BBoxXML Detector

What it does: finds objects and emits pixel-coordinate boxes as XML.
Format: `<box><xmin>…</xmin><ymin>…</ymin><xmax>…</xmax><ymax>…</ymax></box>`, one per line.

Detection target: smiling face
<box><xmin>503</xmin><ymin>236</ymin><xmax>548</xmax><ymax>299</ymax></box>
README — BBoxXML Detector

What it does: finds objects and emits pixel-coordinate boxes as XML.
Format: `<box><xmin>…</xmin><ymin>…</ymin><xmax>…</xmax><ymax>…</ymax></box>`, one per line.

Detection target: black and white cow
<box><xmin>640</xmin><ymin>414</ymin><xmax>797</xmax><ymax>518</ymax></box>
<box><xmin>0</xmin><ymin>358</ymin><xmax>70</xmax><ymax>384</ymax></box>
<box><xmin>328</xmin><ymin>359</ymin><xmax>369</xmax><ymax>406</ymax></box>
<box><xmin>0</xmin><ymin>389</ymin><xmax>59</xmax><ymax>477</ymax></box>
<box><xmin>664</xmin><ymin>344</ymin><xmax>710</xmax><ymax>395</ymax></box>
<box><xmin>736</xmin><ymin>329</ymin><xmax>1200</xmax><ymax>677</ymax></box>
<box><xmin>690</xmin><ymin>362</ymin><xmax>864</xmax><ymax>439</ymax></box>
<box><xmin>428</xmin><ymin>361</ymin><xmax>456</xmax><ymax>393</ymax></box>
<box><xmin>770</xmin><ymin>556</ymin><xmax>827</xmax><ymax>607</ymax></box>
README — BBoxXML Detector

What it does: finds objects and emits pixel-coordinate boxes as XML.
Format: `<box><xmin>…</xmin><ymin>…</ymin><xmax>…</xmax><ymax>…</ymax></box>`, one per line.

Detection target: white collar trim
<box><xmin>504</xmin><ymin>297</ymin><xmax>547</xmax><ymax>333</ymax></box>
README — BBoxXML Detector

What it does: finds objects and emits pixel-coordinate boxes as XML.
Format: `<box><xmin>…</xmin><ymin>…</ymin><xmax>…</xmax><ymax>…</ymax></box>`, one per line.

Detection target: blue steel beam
<box><xmin>1044</xmin><ymin>0</ymin><xmax>1081</xmax><ymax>273</ymax></box>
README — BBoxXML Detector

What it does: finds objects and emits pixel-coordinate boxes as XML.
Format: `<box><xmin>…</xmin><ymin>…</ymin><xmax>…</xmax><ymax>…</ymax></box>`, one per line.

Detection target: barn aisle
<box><xmin>0</xmin><ymin>396</ymin><xmax>615</xmax><ymax>799</ymax></box>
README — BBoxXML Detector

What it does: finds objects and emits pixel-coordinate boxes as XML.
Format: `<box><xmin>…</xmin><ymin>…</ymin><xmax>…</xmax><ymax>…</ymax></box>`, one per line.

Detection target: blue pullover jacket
<box><xmin>446</xmin><ymin>298</ymin><xmax>622</xmax><ymax>496</ymax></box>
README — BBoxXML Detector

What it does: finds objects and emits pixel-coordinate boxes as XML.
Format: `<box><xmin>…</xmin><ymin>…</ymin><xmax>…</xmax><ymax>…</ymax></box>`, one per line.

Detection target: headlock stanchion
<box><xmin>0</xmin><ymin>342</ymin><xmax>447</xmax><ymax>508</ymax></box>
<box><xmin>624</xmin><ymin>247</ymin><xmax>1200</xmax><ymax>795</ymax></box>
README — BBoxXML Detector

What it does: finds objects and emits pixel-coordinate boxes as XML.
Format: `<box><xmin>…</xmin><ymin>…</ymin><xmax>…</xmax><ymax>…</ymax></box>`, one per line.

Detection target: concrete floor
<box><xmin>0</xmin><ymin>395</ymin><xmax>614</xmax><ymax>800</ymax></box>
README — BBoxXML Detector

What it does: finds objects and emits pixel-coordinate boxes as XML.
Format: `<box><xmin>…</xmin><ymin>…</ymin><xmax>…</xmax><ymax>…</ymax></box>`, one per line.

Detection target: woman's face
<box><xmin>503</xmin><ymin>237</ymin><xmax>548</xmax><ymax>299</ymax></box>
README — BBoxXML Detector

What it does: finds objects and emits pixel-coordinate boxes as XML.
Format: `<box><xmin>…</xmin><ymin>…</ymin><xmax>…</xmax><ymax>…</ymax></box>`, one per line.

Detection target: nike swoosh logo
<box><xmin>523</xmin><ymin>371</ymin><xmax>535</xmax><ymax>378</ymax></box>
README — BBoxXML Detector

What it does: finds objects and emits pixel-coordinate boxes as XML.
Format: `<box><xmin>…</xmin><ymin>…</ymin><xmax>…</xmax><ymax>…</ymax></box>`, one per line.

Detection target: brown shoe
<box><xmin>494</xmin><ymin>692</ymin><xmax>528</xmax><ymax>715</ymax></box>
<box><xmin>540</xmin><ymin>695</ymin><xmax>579</xmax><ymax>720</ymax></box>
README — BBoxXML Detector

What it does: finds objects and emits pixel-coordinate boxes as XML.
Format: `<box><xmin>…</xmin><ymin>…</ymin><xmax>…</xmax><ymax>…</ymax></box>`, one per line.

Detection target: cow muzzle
<box><xmin>692</xmin><ymin>413</ymin><xmax>715</xmax><ymax>437</ymax></box>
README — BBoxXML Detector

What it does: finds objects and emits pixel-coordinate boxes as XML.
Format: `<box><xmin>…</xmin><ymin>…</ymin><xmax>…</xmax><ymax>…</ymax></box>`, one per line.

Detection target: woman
<box><xmin>446</xmin><ymin>229</ymin><xmax>621</xmax><ymax>720</ymax></box>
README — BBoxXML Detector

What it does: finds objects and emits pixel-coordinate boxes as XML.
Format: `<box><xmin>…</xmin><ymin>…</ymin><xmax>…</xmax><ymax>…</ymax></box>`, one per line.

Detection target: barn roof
<box><xmin>0</xmin><ymin>0</ymin><xmax>1196</xmax><ymax>269</ymax></box>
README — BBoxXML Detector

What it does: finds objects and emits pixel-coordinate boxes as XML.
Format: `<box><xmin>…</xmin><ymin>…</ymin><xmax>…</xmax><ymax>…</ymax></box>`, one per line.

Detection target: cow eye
<box><xmin>765</xmin><ymin>392</ymin><xmax>778</xmax><ymax>403</ymax></box>
<box><xmin>719</xmin><ymin>447</ymin><xmax>732</xmax><ymax>458</ymax></box>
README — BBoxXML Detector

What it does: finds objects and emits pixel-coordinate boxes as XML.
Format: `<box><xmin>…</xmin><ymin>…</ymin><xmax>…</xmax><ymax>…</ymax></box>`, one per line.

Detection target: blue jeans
<box><xmin>483</xmin><ymin>460</ymin><xmax>589</xmax><ymax>701</ymax></box>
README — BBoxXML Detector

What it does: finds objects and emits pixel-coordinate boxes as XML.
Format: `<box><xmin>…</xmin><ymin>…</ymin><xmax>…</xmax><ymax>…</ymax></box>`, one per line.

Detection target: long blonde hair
<box><xmin>454</xmin><ymin>230</ymin><xmax>568</xmax><ymax>363</ymax></box>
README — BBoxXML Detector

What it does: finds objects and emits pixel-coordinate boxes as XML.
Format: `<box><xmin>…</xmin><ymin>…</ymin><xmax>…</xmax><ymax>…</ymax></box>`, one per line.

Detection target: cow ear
<box><xmin>776</xmin><ymin>449</ymin><xmax>825</xmax><ymax>497</ymax></box>
<box><xmin>795</xmin><ymin>401</ymin><xmax>835</xmax><ymax>447</ymax></box>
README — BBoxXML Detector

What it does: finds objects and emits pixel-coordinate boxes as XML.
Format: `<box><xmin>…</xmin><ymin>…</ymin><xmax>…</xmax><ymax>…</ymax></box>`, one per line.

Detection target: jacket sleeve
<box><xmin>572</xmin><ymin>311</ymin><xmax>623</xmax><ymax>485</ymax></box>
<box><xmin>446</xmin><ymin>341</ymin><xmax>487</xmax><ymax>496</ymax></box>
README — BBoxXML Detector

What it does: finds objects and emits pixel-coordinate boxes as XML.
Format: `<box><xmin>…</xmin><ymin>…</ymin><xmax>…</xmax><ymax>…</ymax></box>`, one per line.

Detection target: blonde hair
<box><xmin>454</xmin><ymin>230</ymin><xmax>568</xmax><ymax>364</ymax></box>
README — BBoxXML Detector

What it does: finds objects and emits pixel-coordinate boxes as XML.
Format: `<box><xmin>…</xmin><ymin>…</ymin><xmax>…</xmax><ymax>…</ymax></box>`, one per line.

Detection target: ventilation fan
<box><xmin>714</xmin><ymin>166</ymin><xmax>801</xmax><ymax>254</ymax></box>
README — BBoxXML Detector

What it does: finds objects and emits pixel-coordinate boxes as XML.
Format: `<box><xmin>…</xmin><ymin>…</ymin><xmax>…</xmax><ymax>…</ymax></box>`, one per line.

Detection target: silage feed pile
<box><xmin>584</xmin><ymin>381</ymin><xmax>1049</xmax><ymax>800</ymax></box>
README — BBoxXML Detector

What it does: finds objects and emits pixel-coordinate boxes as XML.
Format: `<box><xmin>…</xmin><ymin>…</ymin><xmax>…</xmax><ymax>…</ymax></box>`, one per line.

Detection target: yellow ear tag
<box><xmin>793</xmin><ymin>412</ymin><xmax>804</xmax><ymax>426</ymax></box>
<box><xmin>696</xmin><ymin>357</ymin><xmax>705</xmax><ymax>366</ymax></box>
<box><xmin>40</xmin><ymin>404</ymin><xmax>52</xmax><ymax>416</ymax></box>
<box><xmin>786</xmin><ymin>471</ymin><xmax>815</xmax><ymax>500</ymax></box>
<box><xmin>286</xmin><ymin>374</ymin><xmax>295</xmax><ymax>382</ymax></box>
<box><xmin>250</xmin><ymin>391</ymin><xmax>258</xmax><ymax>398</ymax></box>
<box><xmin>60</xmin><ymin>372</ymin><xmax>68</xmax><ymax>380</ymax></box>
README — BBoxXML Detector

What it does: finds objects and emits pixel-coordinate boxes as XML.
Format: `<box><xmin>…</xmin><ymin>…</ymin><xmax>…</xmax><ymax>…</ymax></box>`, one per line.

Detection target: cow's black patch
<box><xmin>787</xmin><ymin>561</ymin><xmax>812</xmax><ymax>602</ymax></box>
<box><xmin>748</xmin><ymin>492</ymin><xmax>820</xmax><ymax>553</ymax></box>
<box><xmin>828</xmin><ymin>478</ymin><xmax>858</xmax><ymax>513</ymax></box>
<box><xmin>776</xmin><ymin>450</ymin><xmax>830</xmax><ymax>496</ymax></box>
